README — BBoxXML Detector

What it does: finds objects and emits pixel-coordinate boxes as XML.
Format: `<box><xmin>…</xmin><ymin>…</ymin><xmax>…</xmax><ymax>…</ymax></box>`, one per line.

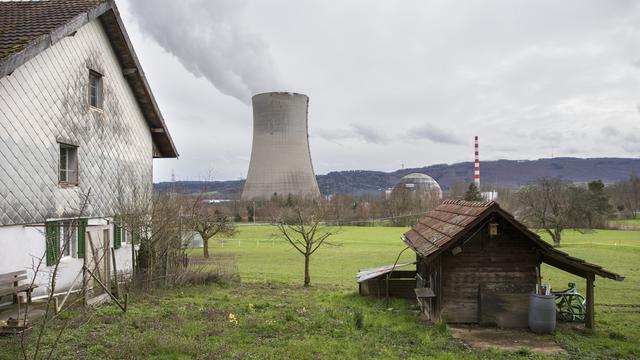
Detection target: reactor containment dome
<box><xmin>241</xmin><ymin>92</ymin><xmax>321</xmax><ymax>201</ymax></box>
<box><xmin>392</xmin><ymin>173</ymin><xmax>443</xmax><ymax>200</ymax></box>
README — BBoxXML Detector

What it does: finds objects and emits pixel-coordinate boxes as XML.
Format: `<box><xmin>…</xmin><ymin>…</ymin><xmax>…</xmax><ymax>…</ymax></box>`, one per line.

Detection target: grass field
<box><xmin>207</xmin><ymin>225</ymin><xmax>415</xmax><ymax>285</ymax></box>
<box><xmin>609</xmin><ymin>219</ymin><xmax>640</xmax><ymax>227</ymax></box>
<box><xmin>2</xmin><ymin>225</ymin><xmax>639</xmax><ymax>359</ymax></box>
<box><xmin>196</xmin><ymin>225</ymin><xmax>640</xmax><ymax>358</ymax></box>
<box><xmin>202</xmin><ymin>226</ymin><xmax>640</xmax><ymax>359</ymax></box>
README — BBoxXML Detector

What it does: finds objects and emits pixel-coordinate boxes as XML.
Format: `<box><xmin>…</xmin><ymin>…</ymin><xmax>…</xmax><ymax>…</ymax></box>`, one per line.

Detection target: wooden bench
<box><xmin>0</xmin><ymin>270</ymin><xmax>37</xmax><ymax>305</ymax></box>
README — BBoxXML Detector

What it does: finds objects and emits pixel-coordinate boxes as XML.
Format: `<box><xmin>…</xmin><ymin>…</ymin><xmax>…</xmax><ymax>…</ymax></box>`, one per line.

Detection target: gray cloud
<box><xmin>601</xmin><ymin>125</ymin><xmax>620</xmax><ymax>137</ymax></box>
<box><xmin>350</xmin><ymin>124</ymin><xmax>391</xmax><ymax>144</ymax></box>
<box><xmin>407</xmin><ymin>124</ymin><xmax>465</xmax><ymax>145</ymax></box>
<box><xmin>316</xmin><ymin>125</ymin><xmax>394</xmax><ymax>145</ymax></box>
<box><xmin>313</xmin><ymin>128</ymin><xmax>353</xmax><ymax>141</ymax></box>
<box><xmin>129</xmin><ymin>0</ymin><xmax>285</xmax><ymax>104</ymax></box>
<box><xmin>622</xmin><ymin>132</ymin><xmax>640</xmax><ymax>151</ymax></box>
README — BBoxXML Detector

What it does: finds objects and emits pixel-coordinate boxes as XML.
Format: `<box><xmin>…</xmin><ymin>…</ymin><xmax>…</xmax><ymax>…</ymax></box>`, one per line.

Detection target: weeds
<box><xmin>353</xmin><ymin>308</ymin><xmax>365</xmax><ymax>330</ymax></box>
<box><xmin>433</xmin><ymin>319</ymin><xmax>448</xmax><ymax>334</ymax></box>
<box><xmin>608</xmin><ymin>331</ymin><xmax>628</xmax><ymax>341</ymax></box>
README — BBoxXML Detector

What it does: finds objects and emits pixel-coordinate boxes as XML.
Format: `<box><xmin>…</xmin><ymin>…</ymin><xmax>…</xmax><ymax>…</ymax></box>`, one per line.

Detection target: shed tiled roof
<box><xmin>0</xmin><ymin>0</ymin><xmax>102</xmax><ymax>58</ymax></box>
<box><xmin>403</xmin><ymin>200</ymin><xmax>624</xmax><ymax>281</ymax></box>
<box><xmin>404</xmin><ymin>200</ymin><xmax>496</xmax><ymax>258</ymax></box>
<box><xmin>0</xmin><ymin>0</ymin><xmax>178</xmax><ymax>158</ymax></box>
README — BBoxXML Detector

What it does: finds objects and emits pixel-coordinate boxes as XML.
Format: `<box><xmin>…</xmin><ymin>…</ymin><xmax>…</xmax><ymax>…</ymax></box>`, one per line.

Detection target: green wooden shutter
<box><xmin>77</xmin><ymin>219</ymin><xmax>87</xmax><ymax>258</ymax></box>
<box><xmin>45</xmin><ymin>222</ymin><xmax>59</xmax><ymax>266</ymax></box>
<box><xmin>113</xmin><ymin>222</ymin><xmax>122</xmax><ymax>249</ymax></box>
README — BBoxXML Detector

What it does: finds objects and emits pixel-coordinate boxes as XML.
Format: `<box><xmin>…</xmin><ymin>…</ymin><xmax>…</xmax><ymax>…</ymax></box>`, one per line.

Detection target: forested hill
<box><xmin>155</xmin><ymin>157</ymin><xmax>640</xmax><ymax>197</ymax></box>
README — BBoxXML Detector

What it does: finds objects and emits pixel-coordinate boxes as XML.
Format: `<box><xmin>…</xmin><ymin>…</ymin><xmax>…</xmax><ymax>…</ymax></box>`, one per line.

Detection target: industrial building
<box><xmin>241</xmin><ymin>92</ymin><xmax>321</xmax><ymax>200</ymax></box>
<box><xmin>390</xmin><ymin>173</ymin><xmax>443</xmax><ymax>200</ymax></box>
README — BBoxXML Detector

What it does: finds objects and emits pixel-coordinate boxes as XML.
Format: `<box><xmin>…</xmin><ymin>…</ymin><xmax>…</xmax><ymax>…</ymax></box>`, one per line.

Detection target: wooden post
<box><xmin>83</xmin><ymin>265</ymin><xmax>127</xmax><ymax>312</ymax></box>
<box><xmin>111</xmin><ymin>248</ymin><xmax>121</xmax><ymax>300</ymax></box>
<box><xmin>585</xmin><ymin>274</ymin><xmax>595</xmax><ymax>330</ymax></box>
<box><xmin>436</xmin><ymin>257</ymin><xmax>442</xmax><ymax>322</ymax></box>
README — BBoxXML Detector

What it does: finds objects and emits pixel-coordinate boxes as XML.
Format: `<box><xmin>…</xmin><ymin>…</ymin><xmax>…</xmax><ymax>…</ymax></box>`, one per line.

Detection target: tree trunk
<box><xmin>202</xmin><ymin>233</ymin><xmax>209</xmax><ymax>259</ymax></box>
<box><xmin>303</xmin><ymin>255</ymin><xmax>310</xmax><ymax>287</ymax></box>
<box><xmin>553</xmin><ymin>228</ymin><xmax>562</xmax><ymax>247</ymax></box>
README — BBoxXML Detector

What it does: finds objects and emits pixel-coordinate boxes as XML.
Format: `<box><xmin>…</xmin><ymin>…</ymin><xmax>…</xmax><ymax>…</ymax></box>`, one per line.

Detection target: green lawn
<box><xmin>204</xmin><ymin>225</ymin><xmax>640</xmax><ymax>359</ymax></box>
<box><xmin>609</xmin><ymin>219</ymin><xmax>640</xmax><ymax>227</ymax></box>
<box><xmin>2</xmin><ymin>226</ymin><xmax>639</xmax><ymax>359</ymax></box>
<box><xmin>204</xmin><ymin>225</ymin><xmax>414</xmax><ymax>285</ymax></box>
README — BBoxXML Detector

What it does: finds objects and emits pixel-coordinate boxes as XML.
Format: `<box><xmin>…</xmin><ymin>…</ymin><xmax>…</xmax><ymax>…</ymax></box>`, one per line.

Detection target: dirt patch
<box><xmin>449</xmin><ymin>326</ymin><xmax>566</xmax><ymax>355</ymax></box>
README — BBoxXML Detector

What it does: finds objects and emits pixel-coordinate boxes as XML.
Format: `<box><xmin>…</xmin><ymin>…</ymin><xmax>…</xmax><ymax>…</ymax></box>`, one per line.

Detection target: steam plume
<box><xmin>130</xmin><ymin>0</ymin><xmax>285</xmax><ymax>104</ymax></box>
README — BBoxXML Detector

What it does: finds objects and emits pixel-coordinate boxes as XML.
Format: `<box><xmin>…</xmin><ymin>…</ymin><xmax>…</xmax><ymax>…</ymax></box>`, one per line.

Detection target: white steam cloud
<box><xmin>130</xmin><ymin>0</ymin><xmax>285</xmax><ymax>104</ymax></box>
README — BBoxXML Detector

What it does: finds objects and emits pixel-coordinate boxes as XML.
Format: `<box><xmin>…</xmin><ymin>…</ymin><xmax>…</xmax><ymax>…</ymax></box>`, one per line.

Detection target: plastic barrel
<box><xmin>528</xmin><ymin>293</ymin><xmax>556</xmax><ymax>334</ymax></box>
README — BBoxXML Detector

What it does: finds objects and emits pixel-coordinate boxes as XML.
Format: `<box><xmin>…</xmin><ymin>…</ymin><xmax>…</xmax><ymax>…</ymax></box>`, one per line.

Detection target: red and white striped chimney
<box><xmin>474</xmin><ymin>136</ymin><xmax>480</xmax><ymax>190</ymax></box>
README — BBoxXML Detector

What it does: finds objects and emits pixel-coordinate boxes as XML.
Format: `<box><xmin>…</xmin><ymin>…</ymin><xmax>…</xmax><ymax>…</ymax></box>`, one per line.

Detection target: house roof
<box><xmin>0</xmin><ymin>0</ymin><xmax>178</xmax><ymax>158</ymax></box>
<box><xmin>356</xmin><ymin>262</ymin><xmax>416</xmax><ymax>283</ymax></box>
<box><xmin>403</xmin><ymin>200</ymin><xmax>624</xmax><ymax>281</ymax></box>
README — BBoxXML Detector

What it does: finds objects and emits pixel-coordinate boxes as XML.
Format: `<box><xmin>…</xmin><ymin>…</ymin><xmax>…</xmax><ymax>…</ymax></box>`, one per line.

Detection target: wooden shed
<box><xmin>357</xmin><ymin>262</ymin><xmax>417</xmax><ymax>299</ymax></box>
<box><xmin>404</xmin><ymin>200</ymin><xmax>624</xmax><ymax>329</ymax></box>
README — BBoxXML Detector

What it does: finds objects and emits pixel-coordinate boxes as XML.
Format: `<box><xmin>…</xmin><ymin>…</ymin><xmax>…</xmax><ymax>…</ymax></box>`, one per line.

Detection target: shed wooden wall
<box><xmin>439</xmin><ymin>218</ymin><xmax>538</xmax><ymax>323</ymax></box>
<box><xmin>359</xmin><ymin>271</ymin><xmax>416</xmax><ymax>299</ymax></box>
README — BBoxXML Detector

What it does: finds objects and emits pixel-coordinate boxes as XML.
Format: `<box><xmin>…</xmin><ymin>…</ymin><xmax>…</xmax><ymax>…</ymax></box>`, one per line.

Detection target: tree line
<box><xmin>174</xmin><ymin>173</ymin><xmax>639</xmax><ymax>286</ymax></box>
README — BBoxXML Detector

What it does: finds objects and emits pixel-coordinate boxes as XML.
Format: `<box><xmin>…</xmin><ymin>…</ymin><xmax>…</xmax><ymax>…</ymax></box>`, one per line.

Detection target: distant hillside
<box><xmin>155</xmin><ymin>157</ymin><xmax>640</xmax><ymax>198</ymax></box>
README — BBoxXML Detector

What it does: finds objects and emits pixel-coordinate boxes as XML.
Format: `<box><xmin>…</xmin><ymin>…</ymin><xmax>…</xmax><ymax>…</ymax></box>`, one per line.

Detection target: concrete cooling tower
<box><xmin>241</xmin><ymin>92</ymin><xmax>321</xmax><ymax>201</ymax></box>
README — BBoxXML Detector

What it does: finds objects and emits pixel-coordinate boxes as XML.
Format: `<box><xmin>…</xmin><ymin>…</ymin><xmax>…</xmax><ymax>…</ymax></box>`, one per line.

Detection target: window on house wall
<box><xmin>59</xmin><ymin>144</ymin><xmax>78</xmax><ymax>185</ymax></box>
<box><xmin>89</xmin><ymin>70</ymin><xmax>103</xmax><ymax>109</ymax></box>
<box><xmin>59</xmin><ymin>221</ymin><xmax>76</xmax><ymax>258</ymax></box>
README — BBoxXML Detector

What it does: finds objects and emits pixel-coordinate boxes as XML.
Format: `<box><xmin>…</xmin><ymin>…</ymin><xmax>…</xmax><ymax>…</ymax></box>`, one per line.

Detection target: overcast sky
<box><xmin>116</xmin><ymin>0</ymin><xmax>640</xmax><ymax>182</ymax></box>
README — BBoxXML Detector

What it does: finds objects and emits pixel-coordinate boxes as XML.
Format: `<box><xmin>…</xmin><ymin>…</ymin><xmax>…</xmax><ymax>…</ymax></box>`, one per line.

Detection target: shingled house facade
<box><xmin>404</xmin><ymin>200</ymin><xmax>623</xmax><ymax>329</ymax></box>
<box><xmin>0</xmin><ymin>0</ymin><xmax>177</xmax><ymax>298</ymax></box>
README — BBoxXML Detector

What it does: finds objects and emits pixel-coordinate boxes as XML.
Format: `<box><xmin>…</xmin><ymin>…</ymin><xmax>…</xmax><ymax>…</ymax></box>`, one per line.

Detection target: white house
<box><xmin>0</xmin><ymin>0</ymin><xmax>178</xmax><ymax>300</ymax></box>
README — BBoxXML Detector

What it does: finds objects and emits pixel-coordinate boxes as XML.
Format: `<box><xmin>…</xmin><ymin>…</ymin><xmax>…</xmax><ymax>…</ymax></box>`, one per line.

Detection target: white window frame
<box><xmin>89</xmin><ymin>70</ymin><xmax>103</xmax><ymax>109</ymax></box>
<box><xmin>59</xmin><ymin>143</ymin><xmax>79</xmax><ymax>186</ymax></box>
<box><xmin>59</xmin><ymin>221</ymin><xmax>77</xmax><ymax>259</ymax></box>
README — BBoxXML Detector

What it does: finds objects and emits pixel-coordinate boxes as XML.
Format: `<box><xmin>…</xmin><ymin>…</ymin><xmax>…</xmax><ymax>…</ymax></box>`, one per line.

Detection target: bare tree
<box><xmin>446</xmin><ymin>181</ymin><xmax>468</xmax><ymax>200</ymax></box>
<box><xmin>495</xmin><ymin>186</ymin><xmax>518</xmax><ymax>213</ymax></box>
<box><xmin>627</xmin><ymin>173</ymin><xmax>640</xmax><ymax>219</ymax></box>
<box><xmin>116</xmin><ymin>182</ymin><xmax>187</xmax><ymax>289</ymax></box>
<box><xmin>609</xmin><ymin>174</ymin><xmax>640</xmax><ymax>219</ymax></box>
<box><xmin>518</xmin><ymin>178</ymin><xmax>573</xmax><ymax>246</ymax></box>
<box><xmin>270</xmin><ymin>199</ymin><xmax>338</xmax><ymax>287</ymax></box>
<box><xmin>517</xmin><ymin>178</ymin><xmax>607</xmax><ymax>246</ymax></box>
<box><xmin>326</xmin><ymin>193</ymin><xmax>356</xmax><ymax>226</ymax></box>
<box><xmin>186</xmin><ymin>197</ymin><xmax>236</xmax><ymax>258</ymax></box>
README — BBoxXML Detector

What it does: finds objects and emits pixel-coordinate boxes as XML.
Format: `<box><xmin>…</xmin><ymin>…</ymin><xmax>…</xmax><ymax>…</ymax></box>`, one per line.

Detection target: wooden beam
<box><xmin>585</xmin><ymin>274</ymin><xmax>595</xmax><ymax>330</ymax></box>
<box><xmin>111</xmin><ymin>247</ymin><xmax>121</xmax><ymax>300</ymax></box>
<box><xmin>541</xmin><ymin>254</ymin><xmax>589</xmax><ymax>278</ymax></box>
<box><xmin>436</xmin><ymin>257</ymin><xmax>443</xmax><ymax>322</ymax></box>
<box><xmin>83</xmin><ymin>265</ymin><xmax>127</xmax><ymax>312</ymax></box>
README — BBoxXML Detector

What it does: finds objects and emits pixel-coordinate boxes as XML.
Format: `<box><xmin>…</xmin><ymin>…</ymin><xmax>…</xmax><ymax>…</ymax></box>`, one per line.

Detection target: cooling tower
<box><xmin>241</xmin><ymin>92</ymin><xmax>321</xmax><ymax>200</ymax></box>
